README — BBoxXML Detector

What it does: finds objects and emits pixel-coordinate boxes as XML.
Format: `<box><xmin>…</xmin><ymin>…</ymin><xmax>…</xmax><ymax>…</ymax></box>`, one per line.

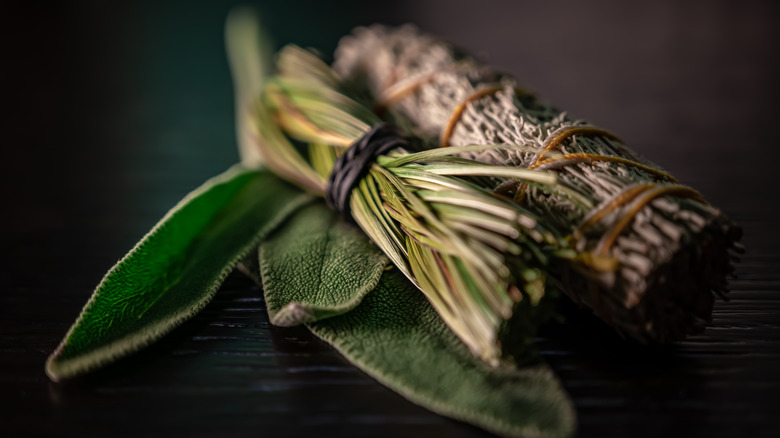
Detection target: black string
<box><xmin>326</xmin><ymin>124</ymin><xmax>410</xmax><ymax>218</ymax></box>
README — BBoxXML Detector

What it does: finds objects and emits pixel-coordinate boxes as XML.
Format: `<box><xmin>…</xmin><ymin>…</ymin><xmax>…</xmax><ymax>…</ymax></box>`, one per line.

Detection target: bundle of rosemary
<box><xmin>332</xmin><ymin>25</ymin><xmax>742</xmax><ymax>343</ymax></box>
<box><xmin>232</xmin><ymin>39</ymin><xmax>582</xmax><ymax>364</ymax></box>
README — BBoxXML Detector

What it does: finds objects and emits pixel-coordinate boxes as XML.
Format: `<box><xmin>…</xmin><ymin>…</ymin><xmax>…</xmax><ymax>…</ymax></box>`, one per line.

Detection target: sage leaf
<box><xmin>260</xmin><ymin>202</ymin><xmax>388</xmax><ymax>326</ymax></box>
<box><xmin>46</xmin><ymin>165</ymin><xmax>313</xmax><ymax>381</ymax></box>
<box><xmin>307</xmin><ymin>269</ymin><xmax>576</xmax><ymax>438</ymax></box>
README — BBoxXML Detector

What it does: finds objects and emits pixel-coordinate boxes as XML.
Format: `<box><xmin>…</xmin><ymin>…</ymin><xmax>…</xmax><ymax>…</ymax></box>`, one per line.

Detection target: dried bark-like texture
<box><xmin>333</xmin><ymin>25</ymin><xmax>742</xmax><ymax>342</ymax></box>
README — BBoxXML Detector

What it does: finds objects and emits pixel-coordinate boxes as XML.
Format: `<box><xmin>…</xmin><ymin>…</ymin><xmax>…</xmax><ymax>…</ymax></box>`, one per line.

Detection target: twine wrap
<box><xmin>326</xmin><ymin>123</ymin><xmax>409</xmax><ymax>217</ymax></box>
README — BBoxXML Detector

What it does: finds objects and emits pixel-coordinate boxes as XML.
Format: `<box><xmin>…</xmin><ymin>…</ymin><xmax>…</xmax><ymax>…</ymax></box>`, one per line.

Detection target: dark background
<box><xmin>2</xmin><ymin>0</ymin><xmax>779</xmax><ymax>436</ymax></box>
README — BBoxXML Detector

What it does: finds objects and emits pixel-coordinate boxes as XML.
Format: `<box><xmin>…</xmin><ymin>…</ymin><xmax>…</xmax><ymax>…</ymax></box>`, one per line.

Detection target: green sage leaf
<box><xmin>259</xmin><ymin>202</ymin><xmax>388</xmax><ymax>326</ymax></box>
<box><xmin>307</xmin><ymin>269</ymin><xmax>576</xmax><ymax>438</ymax></box>
<box><xmin>46</xmin><ymin>165</ymin><xmax>313</xmax><ymax>381</ymax></box>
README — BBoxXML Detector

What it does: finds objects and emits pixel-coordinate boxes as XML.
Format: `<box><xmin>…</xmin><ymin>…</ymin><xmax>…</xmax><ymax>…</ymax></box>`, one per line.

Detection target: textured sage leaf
<box><xmin>306</xmin><ymin>269</ymin><xmax>576</xmax><ymax>438</ymax></box>
<box><xmin>260</xmin><ymin>202</ymin><xmax>388</xmax><ymax>326</ymax></box>
<box><xmin>46</xmin><ymin>165</ymin><xmax>313</xmax><ymax>381</ymax></box>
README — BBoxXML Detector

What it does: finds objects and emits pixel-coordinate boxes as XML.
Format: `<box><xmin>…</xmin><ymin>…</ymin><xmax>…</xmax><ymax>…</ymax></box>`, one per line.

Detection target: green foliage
<box><xmin>259</xmin><ymin>202</ymin><xmax>388</xmax><ymax>325</ymax></box>
<box><xmin>259</xmin><ymin>200</ymin><xmax>575</xmax><ymax>438</ymax></box>
<box><xmin>45</xmin><ymin>166</ymin><xmax>313</xmax><ymax>381</ymax></box>
<box><xmin>47</xmin><ymin>164</ymin><xmax>575</xmax><ymax>437</ymax></box>
<box><xmin>305</xmin><ymin>270</ymin><xmax>574</xmax><ymax>438</ymax></box>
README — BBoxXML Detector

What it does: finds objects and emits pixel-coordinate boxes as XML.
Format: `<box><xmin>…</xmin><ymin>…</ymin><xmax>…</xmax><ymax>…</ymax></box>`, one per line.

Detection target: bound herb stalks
<box><xmin>229</xmin><ymin>20</ymin><xmax>581</xmax><ymax>364</ymax></box>
<box><xmin>333</xmin><ymin>25</ymin><xmax>743</xmax><ymax>342</ymax></box>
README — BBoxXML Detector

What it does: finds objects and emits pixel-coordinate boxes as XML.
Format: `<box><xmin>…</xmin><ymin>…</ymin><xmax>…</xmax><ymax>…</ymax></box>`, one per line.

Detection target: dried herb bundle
<box><xmin>333</xmin><ymin>25</ymin><xmax>743</xmax><ymax>342</ymax></box>
<box><xmin>240</xmin><ymin>42</ymin><xmax>579</xmax><ymax>364</ymax></box>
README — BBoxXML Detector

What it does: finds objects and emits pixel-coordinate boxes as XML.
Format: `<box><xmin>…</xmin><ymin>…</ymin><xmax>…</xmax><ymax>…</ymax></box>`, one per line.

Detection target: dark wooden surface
<box><xmin>2</xmin><ymin>1</ymin><xmax>779</xmax><ymax>436</ymax></box>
